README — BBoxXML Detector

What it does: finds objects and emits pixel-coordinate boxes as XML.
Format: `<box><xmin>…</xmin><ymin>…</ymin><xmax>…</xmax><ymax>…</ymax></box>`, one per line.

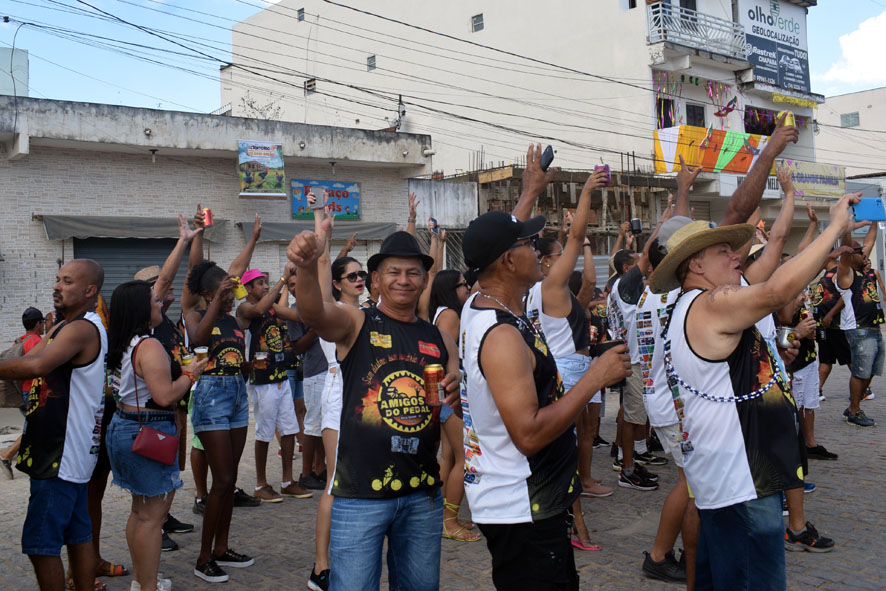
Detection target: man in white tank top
<box><xmin>648</xmin><ymin>193</ymin><xmax>857</xmax><ymax>590</ymax></box>
<box><xmin>0</xmin><ymin>259</ymin><xmax>108</xmax><ymax>591</ymax></box>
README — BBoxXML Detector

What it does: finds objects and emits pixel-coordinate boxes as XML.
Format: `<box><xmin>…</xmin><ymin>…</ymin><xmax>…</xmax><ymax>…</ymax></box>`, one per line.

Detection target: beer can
<box><xmin>423</xmin><ymin>364</ymin><xmax>445</xmax><ymax>406</ymax></box>
<box><xmin>800</xmin><ymin>308</ymin><xmax>810</xmax><ymax>321</ymax></box>
<box><xmin>589</xmin><ymin>325</ymin><xmax>599</xmax><ymax>343</ymax></box>
<box><xmin>778</xmin><ymin>110</ymin><xmax>795</xmax><ymax>127</ymax></box>
<box><xmin>202</xmin><ymin>208</ymin><xmax>214</xmax><ymax>226</ymax></box>
<box><xmin>232</xmin><ymin>277</ymin><xmax>248</xmax><ymax>300</ymax></box>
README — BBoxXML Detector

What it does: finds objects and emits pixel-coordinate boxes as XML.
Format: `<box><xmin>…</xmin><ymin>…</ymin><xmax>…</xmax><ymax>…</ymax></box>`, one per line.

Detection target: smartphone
<box><xmin>429</xmin><ymin>217</ymin><xmax>439</xmax><ymax>235</ymax></box>
<box><xmin>852</xmin><ymin>198</ymin><xmax>886</xmax><ymax>222</ymax></box>
<box><xmin>540</xmin><ymin>145</ymin><xmax>555</xmax><ymax>172</ymax></box>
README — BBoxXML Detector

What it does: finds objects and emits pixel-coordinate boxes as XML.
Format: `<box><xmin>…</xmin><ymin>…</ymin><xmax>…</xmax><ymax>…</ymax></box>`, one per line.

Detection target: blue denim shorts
<box><xmin>845</xmin><ymin>328</ymin><xmax>884</xmax><ymax>380</ymax></box>
<box><xmin>555</xmin><ymin>353</ymin><xmax>591</xmax><ymax>391</ymax></box>
<box><xmin>107</xmin><ymin>409</ymin><xmax>183</xmax><ymax>498</ymax></box>
<box><xmin>22</xmin><ymin>477</ymin><xmax>91</xmax><ymax>556</ymax></box>
<box><xmin>439</xmin><ymin>403</ymin><xmax>454</xmax><ymax>423</ymax></box>
<box><xmin>287</xmin><ymin>369</ymin><xmax>304</xmax><ymax>400</ymax></box>
<box><xmin>191</xmin><ymin>374</ymin><xmax>249</xmax><ymax>433</ymax></box>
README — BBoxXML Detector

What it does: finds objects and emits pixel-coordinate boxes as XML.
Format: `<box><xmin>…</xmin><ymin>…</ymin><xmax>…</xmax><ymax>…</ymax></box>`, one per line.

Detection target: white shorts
<box><xmin>655</xmin><ymin>423</ymin><xmax>684</xmax><ymax>468</ymax></box>
<box><xmin>302</xmin><ymin>373</ymin><xmax>326</xmax><ymax>437</ymax></box>
<box><xmin>792</xmin><ymin>361</ymin><xmax>820</xmax><ymax>411</ymax></box>
<box><xmin>252</xmin><ymin>381</ymin><xmax>300</xmax><ymax>442</ymax></box>
<box><xmin>321</xmin><ymin>365</ymin><xmax>343</xmax><ymax>432</ymax></box>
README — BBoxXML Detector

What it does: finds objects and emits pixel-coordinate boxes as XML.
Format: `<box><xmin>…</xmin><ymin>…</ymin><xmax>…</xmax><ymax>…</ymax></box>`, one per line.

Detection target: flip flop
<box><xmin>96</xmin><ymin>561</ymin><xmax>129</xmax><ymax>577</ymax></box>
<box><xmin>570</xmin><ymin>535</ymin><xmax>602</xmax><ymax>551</ymax></box>
<box><xmin>65</xmin><ymin>577</ymin><xmax>106</xmax><ymax>591</ymax></box>
<box><xmin>442</xmin><ymin>525</ymin><xmax>483</xmax><ymax>542</ymax></box>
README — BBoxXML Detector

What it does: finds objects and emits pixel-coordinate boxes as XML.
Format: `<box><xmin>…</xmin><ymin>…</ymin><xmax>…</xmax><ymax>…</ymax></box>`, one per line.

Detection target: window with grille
<box><xmin>304</xmin><ymin>78</ymin><xmax>316</xmax><ymax>95</ymax></box>
<box><xmin>686</xmin><ymin>104</ymin><xmax>705</xmax><ymax>128</ymax></box>
<box><xmin>367</xmin><ymin>55</ymin><xmax>376</xmax><ymax>71</ymax></box>
<box><xmin>297</xmin><ymin>8</ymin><xmax>305</xmax><ymax>21</ymax></box>
<box><xmin>471</xmin><ymin>14</ymin><xmax>484</xmax><ymax>32</ymax></box>
<box><xmin>840</xmin><ymin>112</ymin><xmax>860</xmax><ymax>128</ymax></box>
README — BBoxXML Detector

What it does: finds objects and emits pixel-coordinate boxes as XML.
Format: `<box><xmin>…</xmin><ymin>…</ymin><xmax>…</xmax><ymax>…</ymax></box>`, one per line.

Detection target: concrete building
<box><xmin>0</xmin><ymin>96</ymin><xmax>436</xmax><ymax>343</ymax></box>
<box><xmin>815</xmin><ymin>87</ymin><xmax>886</xmax><ymax>178</ymax></box>
<box><xmin>0</xmin><ymin>48</ymin><xmax>29</xmax><ymax>98</ymax></box>
<box><xmin>220</xmin><ymin>0</ymin><xmax>829</xmax><ymax>249</ymax></box>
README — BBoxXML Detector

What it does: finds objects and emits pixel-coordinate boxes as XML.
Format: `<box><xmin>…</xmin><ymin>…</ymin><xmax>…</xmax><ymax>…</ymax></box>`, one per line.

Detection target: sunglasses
<box><xmin>343</xmin><ymin>270</ymin><xmax>368</xmax><ymax>283</ymax></box>
<box><xmin>508</xmin><ymin>235</ymin><xmax>540</xmax><ymax>251</ymax></box>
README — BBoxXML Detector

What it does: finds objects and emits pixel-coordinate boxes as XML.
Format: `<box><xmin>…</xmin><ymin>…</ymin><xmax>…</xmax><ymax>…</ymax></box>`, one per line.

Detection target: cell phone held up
<box><xmin>852</xmin><ymin>198</ymin><xmax>886</xmax><ymax>222</ymax></box>
<box><xmin>540</xmin><ymin>145</ymin><xmax>555</xmax><ymax>172</ymax></box>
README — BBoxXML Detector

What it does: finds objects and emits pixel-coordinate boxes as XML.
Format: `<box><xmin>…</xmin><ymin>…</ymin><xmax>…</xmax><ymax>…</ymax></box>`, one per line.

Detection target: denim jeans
<box><xmin>329</xmin><ymin>488</ymin><xmax>443</xmax><ymax>591</ymax></box>
<box><xmin>695</xmin><ymin>494</ymin><xmax>785</xmax><ymax>591</ymax></box>
<box><xmin>845</xmin><ymin>328</ymin><xmax>884</xmax><ymax>379</ymax></box>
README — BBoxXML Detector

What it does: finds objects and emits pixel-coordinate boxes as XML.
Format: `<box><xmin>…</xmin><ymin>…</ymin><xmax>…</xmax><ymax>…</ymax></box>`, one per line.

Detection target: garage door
<box><xmin>277</xmin><ymin>241</ymin><xmax>370</xmax><ymax>278</ymax></box>
<box><xmin>73</xmin><ymin>238</ymin><xmax>190</xmax><ymax>320</ymax></box>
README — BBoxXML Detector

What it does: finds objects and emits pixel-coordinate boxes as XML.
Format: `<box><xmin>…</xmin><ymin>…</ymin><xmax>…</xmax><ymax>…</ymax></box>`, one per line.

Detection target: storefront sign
<box><xmin>238</xmin><ymin>140</ymin><xmax>286</xmax><ymax>197</ymax></box>
<box><xmin>291</xmin><ymin>179</ymin><xmax>361</xmax><ymax>220</ymax></box>
<box><xmin>739</xmin><ymin>0</ymin><xmax>810</xmax><ymax>94</ymax></box>
<box><xmin>719</xmin><ymin>173</ymin><xmax>781</xmax><ymax>199</ymax></box>
<box><xmin>780</xmin><ymin>159</ymin><xmax>845</xmax><ymax>199</ymax></box>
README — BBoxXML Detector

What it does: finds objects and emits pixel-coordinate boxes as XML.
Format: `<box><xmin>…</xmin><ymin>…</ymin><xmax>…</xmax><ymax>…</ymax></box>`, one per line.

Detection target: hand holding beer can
<box><xmin>423</xmin><ymin>364</ymin><xmax>445</xmax><ymax>406</ymax></box>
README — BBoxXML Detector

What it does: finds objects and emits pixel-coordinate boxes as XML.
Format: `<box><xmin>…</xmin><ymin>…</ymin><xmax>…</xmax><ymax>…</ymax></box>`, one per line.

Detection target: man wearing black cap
<box><xmin>460</xmin><ymin>211</ymin><xmax>631</xmax><ymax>590</ymax></box>
<box><xmin>287</xmin><ymin>227</ymin><xmax>460</xmax><ymax>591</ymax></box>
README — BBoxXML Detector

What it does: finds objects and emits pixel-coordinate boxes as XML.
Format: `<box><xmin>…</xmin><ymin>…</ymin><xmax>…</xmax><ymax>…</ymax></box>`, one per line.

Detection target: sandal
<box><xmin>65</xmin><ymin>577</ymin><xmax>107</xmax><ymax>591</ymax></box>
<box><xmin>442</xmin><ymin>500</ymin><xmax>482</xmax><ymax>542</ymax></box>
<box><xmin>570</xmin><ymin>535</ymin><xmax>602</xmax><ymax>551</ymax></box>
<box><xmin>96</xmin><ymin>560</ymin><xmax>130</xmax><ymax>577</ymax></box>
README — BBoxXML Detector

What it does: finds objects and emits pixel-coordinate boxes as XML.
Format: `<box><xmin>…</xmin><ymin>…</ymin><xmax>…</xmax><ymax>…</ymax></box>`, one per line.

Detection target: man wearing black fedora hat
<box><xmin>647</xmin><ymin>193</ymin><xmax>859</xmax><ymax>590</ymax></box>
<box><xmin>287</xmin><ymin>225</ymin><xmax>460</xmax><ymax>591</ymax></box>
<box><xmin>459</xmin><ymin>210</ymin><xmax>631</xmax><ymax>590</ymax></box>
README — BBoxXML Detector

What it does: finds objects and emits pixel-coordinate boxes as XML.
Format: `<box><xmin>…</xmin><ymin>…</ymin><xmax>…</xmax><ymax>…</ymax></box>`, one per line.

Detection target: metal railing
<box><xmin>647</xmin><ymin>2</ymin><xmax>746</xmax><ymax>60</ymax></box>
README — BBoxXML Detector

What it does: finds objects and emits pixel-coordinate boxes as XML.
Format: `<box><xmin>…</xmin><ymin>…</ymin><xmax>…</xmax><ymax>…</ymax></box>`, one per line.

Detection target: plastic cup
<box><xmin>254</xmin><ymin>351</ymin><xmax>268</xmax><ymax>370</ymax></box>
<box><xmin>194</xmin><ymin>347</ymin><xmax>209</xmax><ymax>362</ymax></box>
<box><xmin>181</xmin><ymin>353</ymin><xmax>195</xmax><ymax>366</ymax></box>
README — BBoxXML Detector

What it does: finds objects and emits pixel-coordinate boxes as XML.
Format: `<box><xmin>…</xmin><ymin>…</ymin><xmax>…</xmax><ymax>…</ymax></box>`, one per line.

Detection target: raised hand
<box><xmin>251</xmin><ymin>214</ymin><xmax>262</xmax><ymax>241</ymax></box>
<box><xmin>764</xmin><ymin>112</ymin><xmax>800</xmax><ymax>156</ymax></box>
<box><xmin>584</xmin><ymin>168</ymin><xmax>609</xmax><ymax>193</ymax></box>
<box><xmin>408</xmin><ymin>192</ymin><xmax>420</xmax><ymax>219</ymax></box>
<box><xmin>194</xmin><ymin>203</ymin><xmax>206</xmax><ymax>229</ymax></box>
<box><xmin>284</xmin><ymin>261</ymin><xmax>298</xmax><ymax>278</ymax></box>
<box><xmin>776</xmin><ymin>161</ymin><xmax>795</xmax><ymax>196</ymax></box>
<box><xmin>661</xmin><ymin>193</ymin><xmax>675</xmax><ymax>222</ymax></box>
<box><xmin>217</xmin><ymin>276</ymin><xmax>236</xmax><ymax>297</ymax></box>
<box><xmin>178</xmin><ymin>213</ymin><xmax>202</xmax><ymax>242</ymax></box>
<box><xmin>676</xmin><ymin>154</ymin><xmax>702</xmax><ymax>192</ymax></box>
<box><xmin>620</xmin><ymin>221</ymin><xmax>631</xmax><ymax>236</ymax></box>
<box><xmin>343</xmin><ymin>232</ymin><xmax>359</xmax><ymax>253</ymax></box>
<box><xmin>830</xmin><ymin>192</ymin><xmax>863</xmax><ymax>235</ymax></box>
<box><xmin>523</xmin><ymin>143</ymin><xmax>558</xmax><ymax>198</ymax></box>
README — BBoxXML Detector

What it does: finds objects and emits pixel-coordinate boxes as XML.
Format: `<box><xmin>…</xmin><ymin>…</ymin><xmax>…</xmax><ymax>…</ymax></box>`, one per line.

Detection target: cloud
<box><xmin>814</xmin><ymin>11</ymin><xmax>886</xmax><ymax>88</ymax></box>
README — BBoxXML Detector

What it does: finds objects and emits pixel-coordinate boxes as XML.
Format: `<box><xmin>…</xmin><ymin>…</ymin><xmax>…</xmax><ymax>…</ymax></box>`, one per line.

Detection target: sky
<box><xmin>0</xmin><ymin>1</ymin><xmax>884</xmax><ymax>114</ymax></box>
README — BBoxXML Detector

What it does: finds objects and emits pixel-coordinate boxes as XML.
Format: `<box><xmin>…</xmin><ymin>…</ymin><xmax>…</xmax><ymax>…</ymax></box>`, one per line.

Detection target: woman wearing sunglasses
<box><xmin>429</xmin><ymin>270</ymin><xmax>482</xmax><ymax>543</ymax></box>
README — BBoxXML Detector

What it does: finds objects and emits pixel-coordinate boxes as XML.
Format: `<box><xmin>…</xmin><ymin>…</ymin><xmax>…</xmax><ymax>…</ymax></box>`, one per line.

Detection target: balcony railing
<box><xmin>647</xmin><ymin>2</ymin><xmax>746</xmax><ymax>61</ymax></box>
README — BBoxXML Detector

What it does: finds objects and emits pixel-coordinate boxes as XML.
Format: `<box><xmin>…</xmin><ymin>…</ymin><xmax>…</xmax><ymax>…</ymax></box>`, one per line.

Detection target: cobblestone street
<box><xmin>1</xmin><ymin>364</ymin><xmax>884</xmax><ymax>590</ymax></box>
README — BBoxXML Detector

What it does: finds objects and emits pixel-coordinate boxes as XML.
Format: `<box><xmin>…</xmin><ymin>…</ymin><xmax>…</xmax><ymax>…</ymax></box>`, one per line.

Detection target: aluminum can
<box><xmin>589</xmin><ymin>325</ymin><xmax>599</xmax><ymax>343</ymax></box>
<box><xmin>232</xmin><ymin>277</ymin><xmax>248</xmax><ymax>300</ymax></box>
<box><xmin>203</xmin><ymin>208</ymin><xmax>214</xmax><ymax>226</ymax></box>
<box><xmin>423</xmin><ymin>364</ymin><xmax>445</xmax><ymax>406</ymax></box>
<box><xmin>778</xmin><ymin>110</ymin><xmax>795</xmax><ymax>127</ymax></box>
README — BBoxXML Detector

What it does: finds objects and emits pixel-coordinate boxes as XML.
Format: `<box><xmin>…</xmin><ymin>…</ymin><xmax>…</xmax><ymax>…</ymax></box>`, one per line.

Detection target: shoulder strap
<box><xmin>130</xmin><ymin>337</ymin><xmax>148</xmax><ymax>428</ymax></box>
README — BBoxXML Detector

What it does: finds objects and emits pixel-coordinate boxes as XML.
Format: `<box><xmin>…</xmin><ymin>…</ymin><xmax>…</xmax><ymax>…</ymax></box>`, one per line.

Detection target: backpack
<box><xmin>0</xmin><ymin>334</ymin><xmax>40</xmax><ymax>408</ymax></box>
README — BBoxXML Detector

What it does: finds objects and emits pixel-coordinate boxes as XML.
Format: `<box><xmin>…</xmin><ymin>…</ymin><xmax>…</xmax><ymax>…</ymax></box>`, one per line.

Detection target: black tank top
<box><xmin>248</xmin><ymin>310</ymin><xmax>288</xmax><ymax>384</ymax></box>
<box><xmin>334</xmin><ymin>307</ymin><xmax>448</xmax><ymax>498</ymax></box>
<box><xmin>200</xmin><ymin>312</ymin><xmax>245</xmax><ymax>376</ymax></box>
<box><xmin>849</xmin><ymin>269</ymin><xmax>885</xmax><ymax>329</ymax></box>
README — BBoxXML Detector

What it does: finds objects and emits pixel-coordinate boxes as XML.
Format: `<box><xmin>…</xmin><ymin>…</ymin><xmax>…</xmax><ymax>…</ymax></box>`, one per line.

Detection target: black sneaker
<box><xmin>806</xmin><ymin>444</ymin><xmax>839</xmax><ymax>461</ymax></box>
<box><xmin>618</xmin><ymin>469</ymin><xmax>658</xmax><ymax>491</ymax></box>
<box><xmin>610</xmin><ymin>442</ymin><xmax>618</xmax><ymax>458</ymax></box>
<box><xmin>784</xmin><ymin>522</ymin><xmax>835</xmax><ymax>553</ymax></box>
<box><xmin>611</xmin><ymin>458</ymin><xmax>623</xmax><ymax>472</ymax></box>
<box><xmin>648</xmin><ymin>431</ymin><xmax>664</xmax><ymax>452</ymax></box>
<box><xmin>593</xmin><ymin>435</ymin><xmax>609</xmax><ymax>449</ymax></box>
<box><xmin>847</xmin><ymin>408</ymin><xmax>876</xmax><ymax>427</ymax></box>
<box><xmin>214</xmin><ymin>548</ymin><xmax>254</xmax><ymax>568</ymax></box>
<box><xmin>634</xmin><ymin>463</ymin><xmax>659</xmax><ymax>483</ymax></box>
<box><xmin>194</xmin><ymin>559</ymin><xmax>229</xmax><ymax>583</ymax></box>
<box><xmin>160</xmin><ymin>530</ymin><xmax>178</xmax><ymax>552</ymax></box>
<box><xmin>308</xmin><ymin>564</ymin><xmax>330</xmax><ymax>591</ymax></box>
<box><xmin>635</xmin><ymin>451</ymin><xmax>668</xmax><ymax>466</ymax></box>
<box><xmin>164</xmin><ymin>513</ymin><xmax>194</xmax><ymax>533</ymax></box>
<box><xmin>233</xmin><ymin>487</ymin><xmax>262</xmax><ymax>507</ymax></box>
<box><xmin>299</xmin><ymin>473</ymin><xmax>327</xmax><ymax>490</ymax></box>
<box><xmin>193</xmin><ymin>495</ymin><xmax>207</xmax><ymax>515</ymax></box>
<box><xmin>642</xmin><ymin>550</ymin><xmax>686</xmax><ymax>582</ymax></box>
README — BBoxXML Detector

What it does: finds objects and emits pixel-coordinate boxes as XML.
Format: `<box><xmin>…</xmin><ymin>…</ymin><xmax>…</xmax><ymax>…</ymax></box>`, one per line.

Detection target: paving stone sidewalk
<box><xmin>1</xmin><ymin>364</ymin><xmax>884</xmax><ymax>590</ymax></box>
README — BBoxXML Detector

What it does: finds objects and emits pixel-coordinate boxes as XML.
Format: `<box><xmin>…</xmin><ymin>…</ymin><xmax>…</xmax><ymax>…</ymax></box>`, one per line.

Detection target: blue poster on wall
<box><xmin>291</xmin><ymin>179</ymin><xmax>361</xmax><ymax>220</ymax></box>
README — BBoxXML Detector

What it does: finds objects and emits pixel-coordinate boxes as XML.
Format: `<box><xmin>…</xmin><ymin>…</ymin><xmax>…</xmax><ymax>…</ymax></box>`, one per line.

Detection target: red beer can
<box><xmin>423</xmin><ymin>364</ymin><xmax>445</xmax><ymax>406</ymax></box>
<box><xmin>590</xmin><ymin>325</ymin><xmax>599</xmax><ymax>343</ymax></box>
<box><xmin>203</xmin><ymin>208</ymin><xmax>214</xmax><ymax>227</ymax></box>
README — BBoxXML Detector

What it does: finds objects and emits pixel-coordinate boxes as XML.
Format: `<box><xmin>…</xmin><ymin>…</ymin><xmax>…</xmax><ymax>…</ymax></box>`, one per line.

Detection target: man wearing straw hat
<box><xmin>648</xmin><ymin>193</ymin><xmax>858</xmax><ymax>590</ymax></box>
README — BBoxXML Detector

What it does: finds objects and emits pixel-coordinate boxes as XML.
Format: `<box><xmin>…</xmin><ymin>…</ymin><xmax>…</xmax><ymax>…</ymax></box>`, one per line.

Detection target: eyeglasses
<box><xmin>508</xmin><ymin>235</ymin><xmax>539</xmax><ymax>251</ymax></box>
<box><xmin>343</xmin><ymin>270</ymin><xmax>368</xmax><ymax>283</ymax></box>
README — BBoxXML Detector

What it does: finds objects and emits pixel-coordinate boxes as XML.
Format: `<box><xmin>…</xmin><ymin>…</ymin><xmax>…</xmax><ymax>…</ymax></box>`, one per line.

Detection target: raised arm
<box><xmin>336</xmin><ymin>232</ymin><xmax>359</xmax><ymax>261</ymax></box>
<box><xmin>863</xmin><ymin>218</ymin><xmax>878</xmax><ymax>258</ymax></box>
<box><xmin>745</xmin><ymin>163</ymin><xmax>795</xmax><ymax>284</ymax></box>
<box><xmin>181</xmin><ymin>205</ymin><xmax>207</xmax><ymax>317</ymax></box>
<box><xmin>237</xmin><ymin>278</ymin><xmax>286</xmax><ymax>323</ymax></box>
<box><xmin>418</xmin><ymin>227</ymin><xmax>444</xmax><ymax>321</ymax></box>
<box><xmin>575</xmin><ymin>238</ymin><xmax>597</xmax><ymax>309</ymax></box>
<box><xmin>690</xmin><ymin>193</ymin><xmax>858</xmax><ymax>360</ymax></box>
<box><xmin>612</xmin><ymin>221</ymin><xmax>629</xmax><ymax>253</ymax></box>
<box><xmin>154</xmin><ymin>214</ymin><xmax>202</xmax><ymax>302</ymax></box>
<box><xmin>638</xmin><ymin>194</ymin><xmax>674</xmax><ymax>277</ymax></box>
<box><xmin>795</xmin><ymin>203</ymin><xmax>819</xmax><ymax>254</ymax></box>
<box><xmin>837</xmin><ymin>211</ymin><xmax>870</xmax><ymax>289</ymax></box>
<box><xmin>406</xmin><ymin>192</ymin><xmax>419</xmax><ymax>237</ymax></box>
<box><xmin>512</xmin><ymin>143</ymin><xmax>557</xmax><ymax>222</ymax></box>
<box><xmin>186</xmin><ymin>277</ymin><xmax>234</xmax><ymax>346</ymax></box>
<box><xmin>675</xmin><ymin>154</ymin><xmax>700</xmax><ymax>218</ymax></box>
<box><xmin>721</xmin><ymin>114</ymin><xmax>798</xmax><ymax>225</ymax></box>
<box><xmin>228</xmin><ymin>214</ymin><xmax>262</xmax><ymax>278</ymax></box>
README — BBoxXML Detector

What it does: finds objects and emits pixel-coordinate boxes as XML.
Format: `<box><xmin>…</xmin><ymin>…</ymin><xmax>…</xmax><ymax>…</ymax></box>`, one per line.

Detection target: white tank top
<box><xmin>608</xmin><ymin>277</ymin><xmax>640</xmax><ymax>364</ymax></box>
<box><xmin>114</xmin><ymin>335</ymin><xmax>151</xmax><ymax>407</ymax></box>
<box><xmin>635</xmin><ymin>286</ymin><xmax>680</xmax><ymax>427</ymax></box>
<box><xmin>525</xmin><ymin>281</ymin><xmax>590</xmax><ymax>358</ymax></box>
<box><xmin>320</xmin><ymin>338</ymin><xmax>338</xmax><ymax>370</ymax></box>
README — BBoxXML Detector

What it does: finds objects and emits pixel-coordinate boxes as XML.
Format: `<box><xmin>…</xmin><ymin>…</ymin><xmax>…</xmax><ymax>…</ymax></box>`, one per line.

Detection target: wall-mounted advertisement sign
<box><xmin>739</xmin><ymin>0</ymin><xmax>810</xmax><ymax>94</ymax></box>
<box><xmin>291</xmin><ymin>179</ymin><xmax>361</xmax><ymax>220</ymax></box>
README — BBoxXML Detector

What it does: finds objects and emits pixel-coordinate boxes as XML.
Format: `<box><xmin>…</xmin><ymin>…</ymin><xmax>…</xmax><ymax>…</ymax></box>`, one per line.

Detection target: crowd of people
<box><xmin>0</xmin><ymin>115</ymin><xmax>881</xmax><ymax>591</ymax></box>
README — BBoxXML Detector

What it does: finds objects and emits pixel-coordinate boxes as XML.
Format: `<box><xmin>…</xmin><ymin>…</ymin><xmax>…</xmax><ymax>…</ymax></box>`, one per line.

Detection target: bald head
<box><xmin>55</xmin><ymin>259</ymin><xmax>104</xmax><ymax>317</ymax></box>
<box><xmin>73</xmin><ymin>259</ymin><xmax>104</xmax><ymax>291</ymax></box>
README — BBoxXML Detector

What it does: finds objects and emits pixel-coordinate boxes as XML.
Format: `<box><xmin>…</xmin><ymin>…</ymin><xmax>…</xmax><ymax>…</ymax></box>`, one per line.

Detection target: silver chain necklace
<box><xmin>477</xmin><ymin>292</ymin><xmax>537</xmax><ymax>336</ymax></box>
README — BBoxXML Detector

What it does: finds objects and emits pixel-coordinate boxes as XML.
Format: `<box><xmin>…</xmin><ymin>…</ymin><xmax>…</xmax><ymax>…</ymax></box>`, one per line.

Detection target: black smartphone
<box><xmin>540</xmin><ymin>145</ymin><xmax>555</xmax><ymax>172</ymax></box>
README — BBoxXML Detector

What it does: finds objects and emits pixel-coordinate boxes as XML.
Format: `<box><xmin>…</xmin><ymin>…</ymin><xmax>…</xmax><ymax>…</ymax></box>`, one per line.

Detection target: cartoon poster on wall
<box><xmin>291</xmin><ymin>179</ymin><xmax>361</xmax><ymax>220</ymax></box>
<box><xmin>238</xmin><ymin>140</ymin><xmax>286</xmax><ymax>197</ymax></box>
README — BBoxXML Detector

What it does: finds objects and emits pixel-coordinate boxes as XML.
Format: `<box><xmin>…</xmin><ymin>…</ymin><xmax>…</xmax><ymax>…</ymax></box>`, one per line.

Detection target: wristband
<box><xmin>407</xmin><ymin>217</ymin><xmax>416</xmax><ymax>223</ymax></box>
<box><xmin>182</xmin><ymin>371</ymin><xmax>197</xmax><ymax>386</ymax></box>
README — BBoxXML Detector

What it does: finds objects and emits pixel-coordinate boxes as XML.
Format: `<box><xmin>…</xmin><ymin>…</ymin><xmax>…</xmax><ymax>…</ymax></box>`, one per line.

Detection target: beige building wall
<box><xmin>815</xmin><ymin>87</ymin><xmax>886</xmax><ymax>178</ymax></box>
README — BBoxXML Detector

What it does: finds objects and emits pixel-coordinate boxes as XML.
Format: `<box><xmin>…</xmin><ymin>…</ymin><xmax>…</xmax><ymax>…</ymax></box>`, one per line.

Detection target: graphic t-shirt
<box><xmin>248</xmin><ymin>309</ymin><xmax>288</xmax><ymax>384</ymax></box>
<box><xmin>18</xmin><ymin>333</ymin><xmax>42</xmax><ymax>394</ymax></box>
<box><xmin>635</xmin><ymin>286</ymin><xmax>680</xmax><ymax>427</ymax></box>
<box><xmin>461</xmin><ymin>293</ymin><xmax>580</xmax><ymax>524</ymax></box>
<box><xmin>837</xmin><ymin>268</ymin><xmax>885</xmax><ymax>330</ymax></box>
<box><xmin>200</xmin><ymin>312</ymin><xmax>245</xmax><ymax>376</ymax></box>
<box><xmin>334</xmin><ymin>307</ymin><xmax>447</xmax><ymax>499</ymax></box>
<box><xmin>609</xmin><ymin>268</ymin><xmax>643</xmax><ymax>364</ymax></box>
<box><xmin>787</xmin><ymin>308</ymin><xmax>817</xmax><ymax>374</ymax></box>
<box><xmin>153</xmin><ymin>315</ymin><xmax>187</xmax><ymax>367</ymax></box>
<box><xmin>811</xmin><ymin>268</ymin><xmax>841</xmax><ymax>329</ymax></box>
<box><xmin>588</xmin><ymin>300</ymin><xmax>608</xmax><ymax>344</ymax></box>
<box><xmin>665</xmin><ymin>290</ymin><xmax>803</xmax><ymax>510</ymax></box>
<box><xmin>17</xmin><ymin>311</ymin><xmax>108</xmax><ymax>483</ymax></box>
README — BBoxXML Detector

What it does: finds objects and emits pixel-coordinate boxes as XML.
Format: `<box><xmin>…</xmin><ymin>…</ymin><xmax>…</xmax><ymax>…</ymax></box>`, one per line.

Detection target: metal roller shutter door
<box><xmin>277</xmin><ymin>241</ymin><xmax>370</xmax><ymax>277</ymax></box>
<box><xmin>73</xmin><ymin>238</ymin><xmax>190</xmax><ymax>320</ymax></box>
